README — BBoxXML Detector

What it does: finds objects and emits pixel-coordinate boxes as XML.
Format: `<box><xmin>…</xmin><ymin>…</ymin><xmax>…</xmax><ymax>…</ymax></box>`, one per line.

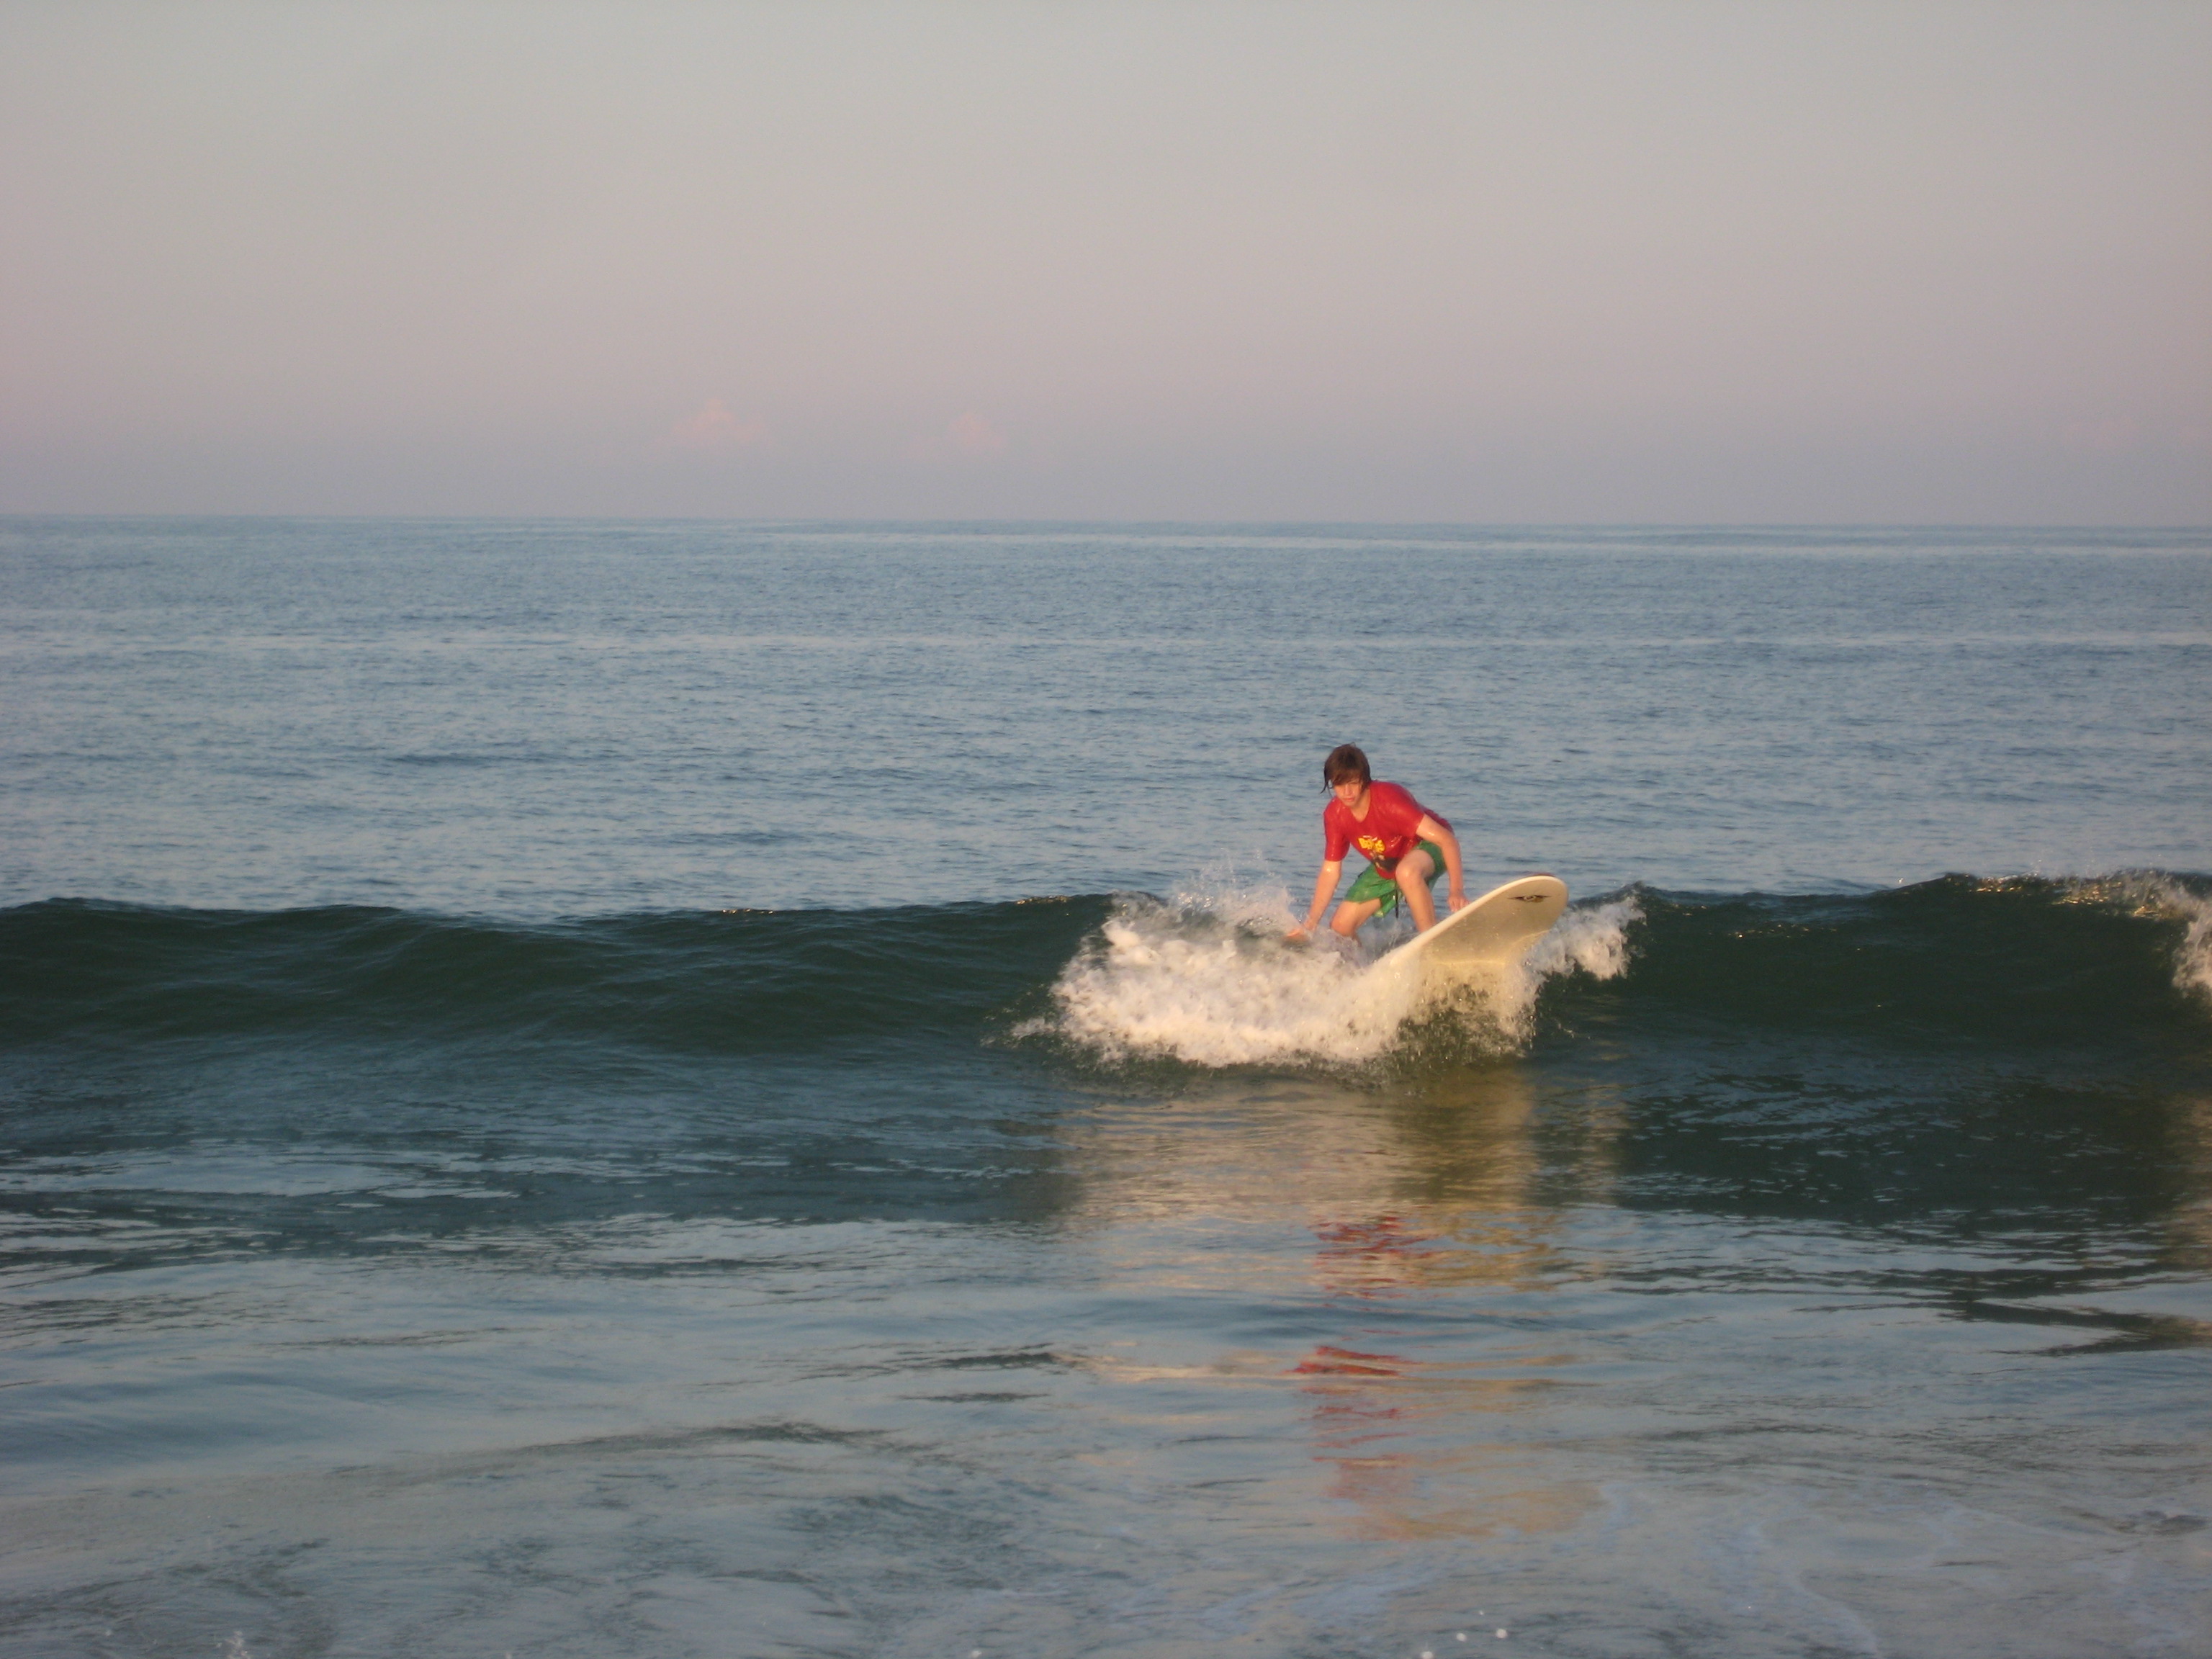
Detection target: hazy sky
<box><xmin>4</xmin><ymin>0</ymin><xmax>2208</xmax><ymax>522</ymax></box>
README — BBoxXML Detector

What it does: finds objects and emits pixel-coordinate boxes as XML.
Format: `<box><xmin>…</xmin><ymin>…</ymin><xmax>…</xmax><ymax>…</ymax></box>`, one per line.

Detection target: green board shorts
<box><xmin>1343</xmin><ymin>840</ymin><xmax>1446</xmax><ymax>916</ymax></box>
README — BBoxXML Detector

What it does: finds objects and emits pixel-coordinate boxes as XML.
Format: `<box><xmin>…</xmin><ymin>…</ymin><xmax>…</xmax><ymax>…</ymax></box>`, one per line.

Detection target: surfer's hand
<box><xmin>1447</xmin><ymin>892</ymin><xmax>1469</xmax><ymax>913</ymax></box>
<box><xmin>1285</xmin><ymin>925</ymin><xmax>1311</xmax><ymax>943</ymax></box>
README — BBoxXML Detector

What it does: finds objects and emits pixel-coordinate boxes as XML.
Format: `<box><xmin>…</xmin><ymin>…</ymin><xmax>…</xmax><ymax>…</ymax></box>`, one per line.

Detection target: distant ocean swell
<box><xmin>3</xmin><ymin>875</ymin><xmax>2207</xmax><ymax>1066</ymax></box>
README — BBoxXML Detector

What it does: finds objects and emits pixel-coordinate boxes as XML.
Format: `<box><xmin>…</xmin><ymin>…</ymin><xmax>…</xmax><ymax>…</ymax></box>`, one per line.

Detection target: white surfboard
<box><xmin>1382</xmin><ymin>874</ymin><xmax>1568</xmax><ymax>979</ymax></box>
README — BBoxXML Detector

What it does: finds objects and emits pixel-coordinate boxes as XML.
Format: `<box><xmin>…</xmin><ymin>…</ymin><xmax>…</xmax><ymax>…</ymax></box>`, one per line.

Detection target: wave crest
<box><xmin>2064</xmin><ymin>873</ymin><xmax>2212</xmax><ymax>1010</ymax></box>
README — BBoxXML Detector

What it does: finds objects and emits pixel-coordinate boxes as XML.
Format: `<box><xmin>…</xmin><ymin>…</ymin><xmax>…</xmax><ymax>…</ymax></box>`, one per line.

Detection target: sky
<box><xmin>2</xmin><ymin>0</ymin><xmax>2208</xmax><ymax>523</ymax></box>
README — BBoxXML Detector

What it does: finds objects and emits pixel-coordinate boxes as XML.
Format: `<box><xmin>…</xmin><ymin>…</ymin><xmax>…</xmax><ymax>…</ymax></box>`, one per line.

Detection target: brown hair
<box><xmin>1323</xmin><ymin>744</ymin><xmax>1371</xmax><ymax>788</ymax></box>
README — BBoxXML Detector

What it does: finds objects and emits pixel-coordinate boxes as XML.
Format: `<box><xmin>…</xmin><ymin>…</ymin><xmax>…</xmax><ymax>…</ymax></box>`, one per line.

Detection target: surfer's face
<box><xmin>1330</xmin><ymin>778</ymin><xmax>1367</xmax><ymax>809</ymax></box>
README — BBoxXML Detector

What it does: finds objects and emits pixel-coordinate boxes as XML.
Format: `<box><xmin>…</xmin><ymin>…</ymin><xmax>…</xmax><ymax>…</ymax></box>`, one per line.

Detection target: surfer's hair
<box><xmin>1323</xmin><ymin>745</ymin><xmax>1371</xmax><ymax>788</ymax></box>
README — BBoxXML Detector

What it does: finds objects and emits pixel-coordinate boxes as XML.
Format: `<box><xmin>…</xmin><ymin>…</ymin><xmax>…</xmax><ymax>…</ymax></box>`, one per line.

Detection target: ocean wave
<box><xmin>1596</xmin><ymin>872</ymin><xmax>2212</xmax><ymax>1047</ymax></box>
<box><xmin>0</xmin><ymin>897</ymin><xmax>1102</xmax><ymax>1053</ymax></box>
<box><xmin>3</xmin><ymin>873</ymin><xmax>2206</xmax><ymax>1063</ymax></box>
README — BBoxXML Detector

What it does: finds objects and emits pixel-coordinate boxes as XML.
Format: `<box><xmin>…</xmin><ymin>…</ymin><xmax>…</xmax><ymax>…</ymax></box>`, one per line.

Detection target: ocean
<box><xmin>3</xmin><ymin>518</ymin><xmax>2208</xmax><ymax>1658</ymax></box>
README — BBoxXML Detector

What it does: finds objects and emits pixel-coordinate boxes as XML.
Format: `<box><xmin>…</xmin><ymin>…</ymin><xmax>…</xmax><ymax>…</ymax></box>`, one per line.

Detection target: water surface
<box><xmin>3</xmin><ymin>520</ymin><xmax>2208</xmax><ymax>1658</ymax></box>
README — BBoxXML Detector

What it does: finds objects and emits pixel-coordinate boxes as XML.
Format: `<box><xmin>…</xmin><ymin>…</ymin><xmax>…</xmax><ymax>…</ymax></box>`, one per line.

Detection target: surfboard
<box><xmin>1382</xmin><ymin>874</ymin><xmax>1568</xmax><ymax>979</ymax></box>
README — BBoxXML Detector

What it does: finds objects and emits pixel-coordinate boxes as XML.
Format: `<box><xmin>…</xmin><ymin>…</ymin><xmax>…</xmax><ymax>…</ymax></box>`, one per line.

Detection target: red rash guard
<box><xmin>1322</xmin><ymin>782</ymin><xmax>1449</xmax><ymax>873</ymax></box>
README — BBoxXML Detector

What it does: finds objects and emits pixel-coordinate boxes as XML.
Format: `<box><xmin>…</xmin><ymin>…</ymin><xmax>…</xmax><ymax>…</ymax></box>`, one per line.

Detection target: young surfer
<box><xmin>1287</xmin><ymin>744</ymin><xmax>1468</xmax><ymax>942</ymax></box>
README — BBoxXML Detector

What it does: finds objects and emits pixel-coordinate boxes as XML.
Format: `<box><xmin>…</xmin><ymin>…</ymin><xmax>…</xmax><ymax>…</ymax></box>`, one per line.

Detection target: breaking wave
<box><xmin>1028</xmin><ymin>882</ymin><xmax>1641</xmax><ymax>1067</ymax></box>
<box><xmin>4</xmin><ymin>872</ymin><xmax>2205</xmax><ymax>1071</ymax></box>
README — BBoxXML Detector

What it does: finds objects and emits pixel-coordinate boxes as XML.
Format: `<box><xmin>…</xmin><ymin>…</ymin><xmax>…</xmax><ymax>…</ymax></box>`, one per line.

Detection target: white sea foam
<box><xmin>1034</xmin><ymin>882</ymin><xmax>1641</xmax><ymax>1067</ymax></box>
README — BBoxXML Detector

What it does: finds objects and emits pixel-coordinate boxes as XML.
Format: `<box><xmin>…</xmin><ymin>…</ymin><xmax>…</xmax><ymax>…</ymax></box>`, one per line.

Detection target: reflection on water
<box><xmin>1292</xmin><ymin>1329</ymin><xmax>1601</xmax><ymax>1545</ymax></box>
<box><xmin>1058</xmin><ymin>1064</ymin><xmax>1614</xmax><ymax>1546</ymax></box>
<box><xmin>1059</xmin><ymin>1074</ymin><xmax>1553</xmax><ymax>1312</ymax></box>
<box><xmin>2169</xmin><ymin>1092</ymin><xmax>2212</xmax><ymax>1268</ymax></box>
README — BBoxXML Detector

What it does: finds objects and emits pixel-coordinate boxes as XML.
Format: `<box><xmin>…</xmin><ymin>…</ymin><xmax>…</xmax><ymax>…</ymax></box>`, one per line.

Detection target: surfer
<box><xmin>1286</xmin><ymin>744</ymin><xmax>1468</xmax><ymax>942</ymax></box>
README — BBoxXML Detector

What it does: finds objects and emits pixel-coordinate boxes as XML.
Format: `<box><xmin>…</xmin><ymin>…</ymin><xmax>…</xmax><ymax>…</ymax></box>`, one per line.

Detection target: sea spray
<box><xmin>1494</xmin><ymin>894</ymin><xmax>1645</xmax><ymax>1040</ymax></box>
<box><xmin>1983</xmin><ymin>873</ymin><xmax>2212</xmax><ymax>1015</ymax></box>
<box><xmin>1031</xmin><ymin>894</ymin><xmax>1414</xmax><ymax>1066</ymax></box>
<box><xmin>2177</xmin><ymin>889</ymin><xmax>2212</xmax><ymax>1010</ymax></box>
<box><xmin>2102</xmin><ymin>875</ymin><xmax>2212</xmax><ymax>1012</ymax></box>
<box><xmin>1033</xmin><ymin>887</ymin><xmax>1642</xmax><ymax>1067</ymax></box>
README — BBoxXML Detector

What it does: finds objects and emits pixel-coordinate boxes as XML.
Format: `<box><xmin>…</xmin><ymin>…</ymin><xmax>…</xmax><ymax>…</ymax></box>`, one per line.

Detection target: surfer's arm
<box><xmin>1416</xmin><ymin>815</ymin><xmax>1467</xmax><ymax>911</ymax></box>
<box><xmin>1287</xmin><ymin>858</ymin><xmax>1344</xmax><ymax>940</ymax></box>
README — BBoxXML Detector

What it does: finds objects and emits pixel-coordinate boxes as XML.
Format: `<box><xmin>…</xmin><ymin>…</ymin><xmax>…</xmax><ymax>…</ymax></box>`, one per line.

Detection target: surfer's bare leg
<box><xmin>1416</xmin><ymin>818</ymin><xmax>1470</xmax><ymax>917</ymax></box>
<box><xmin>1394</xmin><ymin>848</ymin><xmax>1440</xmax><ymax>932</ymax></box>
<box><xmin>1330</xmin><ymin>897</ymin><xmax>1385</xmax><ymax>937</ymax></box>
